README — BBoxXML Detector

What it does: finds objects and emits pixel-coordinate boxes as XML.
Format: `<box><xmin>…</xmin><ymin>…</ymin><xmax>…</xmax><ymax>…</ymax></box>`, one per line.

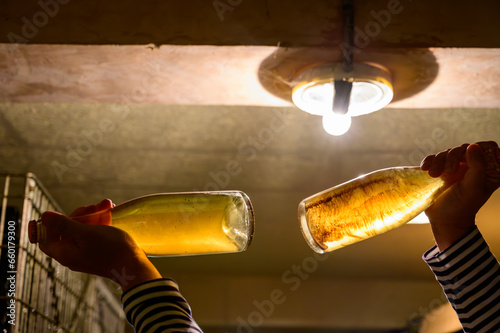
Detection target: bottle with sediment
<box><xmin>299</xmin><ymin>144</ymin><xmax>500</xmax><ymax>253</ymax></box>
<box><xmin>30</xmin><ymin>191</ymin><xmax>255</xmax><ymax>257</ymax></box>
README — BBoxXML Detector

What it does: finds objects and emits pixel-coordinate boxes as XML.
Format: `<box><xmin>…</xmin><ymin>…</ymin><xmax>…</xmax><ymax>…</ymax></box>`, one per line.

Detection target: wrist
<box><xmin>119</xmin><ymin>263</ymin><xmax>162</xmax><ymax>292</ymax></box>
<box><xmin>428</xmin><ymin>217</ymin><xmax>476</xmax><ymax>252</ymax></box>
<box><xmin>110</xmin><ymin>252</ymin><xmax>162</xmax><ymax>292</ymax></box>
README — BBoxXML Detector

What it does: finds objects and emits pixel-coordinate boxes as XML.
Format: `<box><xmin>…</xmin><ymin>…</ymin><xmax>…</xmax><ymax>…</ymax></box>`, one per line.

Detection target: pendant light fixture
<box><xmin>292</xmin><ymin>62</ymin><xmax>393</xmax><ymax>135</ymax></box>
<box><xmin>291</xmin><ymin>0</ymin><xmax>394</xmax><ymax>136</ymax></box>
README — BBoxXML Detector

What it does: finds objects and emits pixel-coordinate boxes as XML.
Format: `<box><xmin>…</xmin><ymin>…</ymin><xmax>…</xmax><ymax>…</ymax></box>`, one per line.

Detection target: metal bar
<box><xmin>0</xmin><ymin>175</ymin><xmax>11</xmax><ymax>258</ymax></box>
<box><xmin>0</xmin><ymin>173</ymin><xmax>125</xmax><ymax>332</ymax></box>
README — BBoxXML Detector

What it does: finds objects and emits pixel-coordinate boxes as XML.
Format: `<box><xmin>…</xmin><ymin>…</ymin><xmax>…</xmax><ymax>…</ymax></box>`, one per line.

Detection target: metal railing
<box><xmin>0</xmin><ymin>173</ymin><xmax>126</xmax><ymax>333</ymax></box>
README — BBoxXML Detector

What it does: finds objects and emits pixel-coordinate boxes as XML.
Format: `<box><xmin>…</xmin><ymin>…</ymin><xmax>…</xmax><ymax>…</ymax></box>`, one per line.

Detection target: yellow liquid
<box><xmin>111</xmin><ymin>192</ymin><xmax>254</xmax><ymax>256</ymax></box>
<box><xmin>299</xmin><ymin>167</ymin><xmax>445</xmax><ymax>253</ymax></box>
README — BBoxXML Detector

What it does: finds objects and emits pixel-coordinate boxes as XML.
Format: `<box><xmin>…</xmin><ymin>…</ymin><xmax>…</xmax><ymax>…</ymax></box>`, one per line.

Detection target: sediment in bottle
<box><xmin>303</xmin><ymin>167</ymin><xmax>445</xmax><ymax>251</ymax></box>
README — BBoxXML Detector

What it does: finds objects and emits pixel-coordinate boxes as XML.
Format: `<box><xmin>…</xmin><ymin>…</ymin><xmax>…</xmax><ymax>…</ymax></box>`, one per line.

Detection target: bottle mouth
<box><xmin>298</xmin><ymin>201</ymin><xmax>326</xmax><ymax>254</ymax></box>
<box><xmin>223</xmin><ymin>191</ymin><xmax>255</xmax><ymax>252</ymax></box>
<box><xmin>28</xmin><ymin>220</ymin><xmax>47</xmax><ymax>244</ymax></box>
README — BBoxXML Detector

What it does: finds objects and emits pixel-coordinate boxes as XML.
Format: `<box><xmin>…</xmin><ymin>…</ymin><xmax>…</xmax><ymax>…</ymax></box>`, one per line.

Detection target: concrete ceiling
<box><xmin>1</xmin><ymin>0</ymin><xmax>500</xmax><ymax>331</ymax></box>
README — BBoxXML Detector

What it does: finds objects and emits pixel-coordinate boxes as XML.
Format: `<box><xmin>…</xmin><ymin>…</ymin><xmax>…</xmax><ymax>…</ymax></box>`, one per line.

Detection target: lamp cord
<box><xmin>332</xmin><ymin>0</ymin><xmax>355</xmax><ymax>115</ymax></box>
<box><xmin>341</xmin><ymin>0</ymin><xmax>354</xmax><ymax>73</ymax></box>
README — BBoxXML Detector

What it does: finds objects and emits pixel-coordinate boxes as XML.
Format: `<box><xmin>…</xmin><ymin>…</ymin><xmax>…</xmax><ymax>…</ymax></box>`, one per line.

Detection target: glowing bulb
<box><xmin>322</xmin><ymin>112</ymin><xmax>352</xmax><ymax>136</ymax></box>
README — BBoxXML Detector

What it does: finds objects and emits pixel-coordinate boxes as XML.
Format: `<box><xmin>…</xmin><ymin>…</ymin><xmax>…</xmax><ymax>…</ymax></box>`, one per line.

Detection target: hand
<box><xmin>68</xmin><ymin>198</ymin><xmax>114</xmax><ymax>225</ymax></box>
<box><xmin>420</xmin><ymin>141</ymin><xmax>500</xmax><ymax>251</ymax></box>
<box><xmin>38</xmin><ymin>200</ymin><xmax>162</xmax><ymax>291</ymax></box>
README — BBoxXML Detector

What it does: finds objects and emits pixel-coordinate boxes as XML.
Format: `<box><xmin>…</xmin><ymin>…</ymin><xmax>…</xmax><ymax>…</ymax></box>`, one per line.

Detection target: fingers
<box><xmin>466</xmin><ymin>143</ymin><xmax>487</xmax><ymax>170</ymax></box>
<box><xmin>427</xmin><ymin>149</ymin><xmax>450</xmax><ymax>177</ymax></box>
<box><xmin>420</xmin><ymin>155</ymin><xmax>433</xmax><ymax>171</ymax></box>
<box><xmin>97</xmin><ymin>199</ymin><xmax>115</xmax><ymax>211</ymax></box>
<box><xmin>420</xmin><ymin>142</ymin><xmax>498</xmax><ymax>196</ymax></box>
<box><xmin>421</xmin><ymin>143</ymin><xmax>469</xmax><ymax>177</ymax></box>
<box><xmin>68</xmin><ymin>199</ymin><xmax>114</xmax><ymax>225</ymax></box>
<box><xmin>69</xmin><ymin>204</ymin><xmax>98</xmax><ymax>218</ymax></box>
<box><xmin>475</xmin><ymin>140</ymin><xmax>499</xmax><ymax>151</ymax></box>
<box><xmin>458</xmin><ymin>144</ymin><xmax>486</xmax><ymax>192</ymax></box>
<box><xmin>466</xmin><ymin>143</ymin><xmax>500</xmax><ymax>197</ymax></box>
<box><xmin>444</xmin><ymin>144</ymin><xmax>469</xmax><ymax>174</ymax></box>
<box><xmin>69</xmin><ymin>199</ymin><xmax>114</xmax><ymax>218</ymax></box>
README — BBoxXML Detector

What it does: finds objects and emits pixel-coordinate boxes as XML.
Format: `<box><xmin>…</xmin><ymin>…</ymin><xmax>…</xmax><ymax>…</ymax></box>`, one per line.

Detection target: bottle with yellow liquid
<box><xmin>29</xmin><ymin>191</ymin><xmax>254</xmax><ymax>257</ymax></box>
<box><xmin>299</xmin><ymin>144</ymin><xmax>500</xmax><ymax>253</ymax></box>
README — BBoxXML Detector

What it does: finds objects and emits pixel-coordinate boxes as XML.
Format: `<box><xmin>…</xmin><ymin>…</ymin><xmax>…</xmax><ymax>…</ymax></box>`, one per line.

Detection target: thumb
<box><xmin>467</xmin><ymin>143</ymin><xmax>487</xmax><ymax>170</ymax></box>
<box><xmin>461</xmin><ymin>144</ymin><xmax>487</xmax><ymax>194</ymax></box>
<box><xmin>38</xmin><ymin>212</ymin><xmax>89</xmax><ymax>267</ymax></box>
<box><xmin>41</xmin><ymin>211</ymin><xmax>85</xmax><ymax>241</ymax></box>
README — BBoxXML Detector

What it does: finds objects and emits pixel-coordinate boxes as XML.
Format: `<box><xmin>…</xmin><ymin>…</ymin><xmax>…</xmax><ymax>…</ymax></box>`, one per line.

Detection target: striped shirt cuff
<box><xmin>121</xmin><ymin>278</ymin><xmax>203</xmax><ymax>333</ymax></box>
<box><xmin>423</xmin><ymin>227</ymin><xmax>500</xmax><ymax>333</ymax></box>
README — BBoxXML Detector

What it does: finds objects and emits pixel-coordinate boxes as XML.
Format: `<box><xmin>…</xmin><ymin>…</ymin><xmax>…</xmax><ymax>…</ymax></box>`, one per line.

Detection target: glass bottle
<box><xmin>30</xmin><ymin>191</ymin><xmax>255</xmax><ymax>257</ymax></box>
<box><xmin>299</xmin><ymin>145</ymin><xmax>500</xmax><ymax>253</ymax></box>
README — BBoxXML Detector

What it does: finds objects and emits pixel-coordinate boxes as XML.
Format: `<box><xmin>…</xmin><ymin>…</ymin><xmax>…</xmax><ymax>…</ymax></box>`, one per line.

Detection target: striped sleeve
<box><xmin>121</xmin><ymin>278</ymin><xmax>203</xmax><ymax>333</ymax></box>
<box><xmin>423</xmin><ymin>226</ymin><xmax>500</xmax><ymax>333</ymax></box>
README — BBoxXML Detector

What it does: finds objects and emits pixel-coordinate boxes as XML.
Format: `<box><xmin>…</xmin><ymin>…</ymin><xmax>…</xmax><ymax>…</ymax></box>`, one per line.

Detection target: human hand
<box><xmin>68</xmin><ymin>198</ymin><xmax>114</xmax><ymax>225</ymax></box>
<box><xmin>35</xmin><ymin>202</ymin><xmax>162</xmax><ymax>291</ymax></box>
<box><xmin>420</xmin><ymin>141</ymin><xmax>500</xmax><ymax>251</ymax></box>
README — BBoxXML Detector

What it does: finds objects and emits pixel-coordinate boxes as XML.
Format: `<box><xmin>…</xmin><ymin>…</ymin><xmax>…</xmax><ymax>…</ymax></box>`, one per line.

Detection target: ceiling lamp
<box><xmin>292</xmin><ymin>62</ymin><xmax>393</xmax><ymax>136</ymax></box>
<box><xmin>291</xmin><ymin>0</ymin><xmax>393</xmax><ymax>136</ymax></box>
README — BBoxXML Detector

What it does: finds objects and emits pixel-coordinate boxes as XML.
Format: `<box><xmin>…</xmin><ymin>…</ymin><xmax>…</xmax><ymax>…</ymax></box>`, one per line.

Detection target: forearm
<box><xmin>428</xmin><ymin>216</ymin><xmax>476</xmax><ymax>252</ymax></box>
<box><xmin>121</xmin><ymin>278</ymin><xmax>203</xmax><ymax>333</ymax></box>
<box><xmin>423</xmin><ymin>227</ymin><xmax>500</xmax><ymax>332</ymax></box>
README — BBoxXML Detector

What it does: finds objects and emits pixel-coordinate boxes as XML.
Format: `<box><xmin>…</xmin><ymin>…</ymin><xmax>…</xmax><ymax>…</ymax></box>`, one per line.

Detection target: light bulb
<box><xmin>322</xmin><ymin>112</ymin><xmax>352</xmax><ymax>136</ymax></box>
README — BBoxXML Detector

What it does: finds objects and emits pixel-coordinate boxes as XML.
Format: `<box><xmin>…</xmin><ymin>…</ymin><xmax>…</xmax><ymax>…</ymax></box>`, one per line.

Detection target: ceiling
<box><xmin>1</xmin><ymin>0</ymin><xmax>500</xmax><ymax>331</ymax></box>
